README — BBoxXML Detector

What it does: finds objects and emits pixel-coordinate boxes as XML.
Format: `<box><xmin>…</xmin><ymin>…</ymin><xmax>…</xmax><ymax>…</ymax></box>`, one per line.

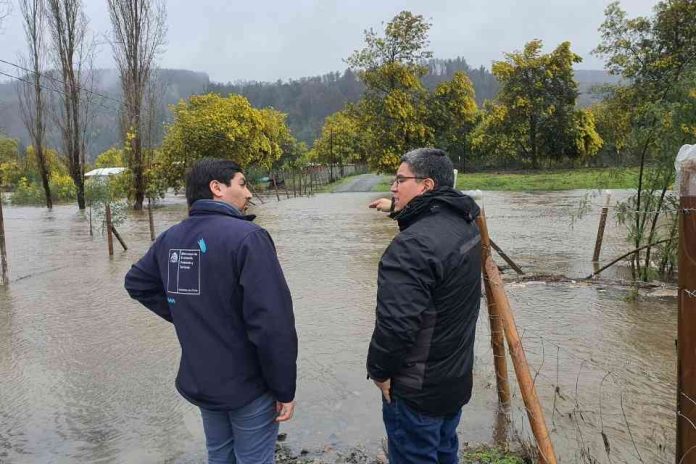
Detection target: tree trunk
<box><xmin>529</xmin><ymin>116</ymin><xmax>539</xmax><ymax>169</ymax></box>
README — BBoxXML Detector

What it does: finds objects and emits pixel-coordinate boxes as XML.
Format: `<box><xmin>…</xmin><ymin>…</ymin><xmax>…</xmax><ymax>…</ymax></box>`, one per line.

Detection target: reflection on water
<box><xmin>0</xmin><ymin>190</ymin><xmax>676</xmax><ymax>462</ymax></box>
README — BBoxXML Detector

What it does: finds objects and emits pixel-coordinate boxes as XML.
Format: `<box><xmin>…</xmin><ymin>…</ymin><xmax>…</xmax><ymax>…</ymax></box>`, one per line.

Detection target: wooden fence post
<box><xmin>677</xmin><ymin>155</ymin><xmax>696</xmax><ymax>464</ymax></box>
<box><xmin>0</xmin><ymin>196</ymin><xmax>8</xmax><ymax>285</ymax></box>
<box><xmin>147</xmin><ymin>198</ymin><xmax>155</xmax><ymax>241</ymax></box>
<box><xmin>485</xmin><ymin>256</ymin><xmax>557</xmax><ymax>464</ymax></box>
<box><xmin>476</xmin><ymin>211</ymin><xmax>511</xmax><ymax>406</ymax></box>
<box><xmin>593</xmin><ymin>192</ymin><xmax>612</xmax><ymax>262</ymax></box>
<box><xmin>105</xmin><ymin>202</ymin><xmax>114</xmax><ymax>257</ymax></box>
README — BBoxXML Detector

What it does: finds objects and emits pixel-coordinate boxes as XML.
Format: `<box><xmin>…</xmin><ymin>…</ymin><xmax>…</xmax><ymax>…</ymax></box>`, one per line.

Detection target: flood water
<box><xmin>0</xmin><ymin>190</ymin><xmax>676</xmax><ymax>463</ymax></box>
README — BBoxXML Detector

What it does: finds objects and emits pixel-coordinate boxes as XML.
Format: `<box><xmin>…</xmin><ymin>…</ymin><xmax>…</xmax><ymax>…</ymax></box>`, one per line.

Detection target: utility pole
<box><xmin>329</xmin><ymin>128</ymin><xmax>334</xmax><ymax>183</ymax></box>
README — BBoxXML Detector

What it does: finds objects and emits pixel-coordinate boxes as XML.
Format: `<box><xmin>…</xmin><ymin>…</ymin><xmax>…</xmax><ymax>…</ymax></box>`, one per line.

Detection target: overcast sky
<box><xmin>0</xmin><ymin>0</ymin><xmax>657</xmax><ymax>83</ymax></box>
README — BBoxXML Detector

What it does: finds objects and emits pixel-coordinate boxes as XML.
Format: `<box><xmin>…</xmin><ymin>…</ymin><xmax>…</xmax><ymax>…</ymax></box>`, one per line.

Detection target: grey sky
<box><xmin>1</xmin><ymin>0</ymin><xmax>657</xmax><ymax>83</ymax></box>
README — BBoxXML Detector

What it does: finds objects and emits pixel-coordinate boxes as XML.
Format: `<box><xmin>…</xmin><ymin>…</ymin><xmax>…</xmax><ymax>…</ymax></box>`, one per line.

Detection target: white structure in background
<box><xmin>84</xmin><ymin>167</ymin><xmax>127</xmax><ymax>178</ymax></box>
<box><xmin>676</xmin><ymin>144</ymin><xmax>696</xmax><ymax>196</ymax></box>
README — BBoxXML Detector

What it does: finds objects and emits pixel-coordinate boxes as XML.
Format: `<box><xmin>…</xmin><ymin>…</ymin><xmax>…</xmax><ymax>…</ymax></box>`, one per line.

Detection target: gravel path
<box><xmin>333</xmin><ymin>174</ymin><xmax>384</xmax><ymax>193</ymax></box>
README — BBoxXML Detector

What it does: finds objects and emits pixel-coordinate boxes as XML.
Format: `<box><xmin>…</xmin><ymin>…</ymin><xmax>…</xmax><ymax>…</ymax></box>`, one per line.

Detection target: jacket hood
<box><xmin>391</xmin><ymin>187</ymin><xmax>480</xmax><ymax>230</ymax></box>
<box><xmin>189</xmin><ymin>199</ymin><xmax>256</xmax><ymax>221</ymax></box>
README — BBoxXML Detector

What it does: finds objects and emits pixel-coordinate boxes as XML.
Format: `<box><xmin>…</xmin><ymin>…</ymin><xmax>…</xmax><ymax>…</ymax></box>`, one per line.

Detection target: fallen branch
<box><xmin>584</xmin><ymin>239</ymin><xmax>670</xmax><ymax>280</ymax></box>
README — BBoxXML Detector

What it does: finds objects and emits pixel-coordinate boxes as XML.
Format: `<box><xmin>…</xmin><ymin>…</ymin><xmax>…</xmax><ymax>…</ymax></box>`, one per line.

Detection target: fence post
<box><xmin>592</xmin><ymin>192</ymin><xmax>611</xmax><ymax>262</ymax></box>
<box><xmin>677</xmin><ymin>152</ymin><xmax>696</xmax><ymax>464</ymax></box>
<box><xmin>273</xmin><ymin>174</ymin><xmax>281</xmax><ymax>202</ymax></box>
<box><xmin>105</xmin><ymin>202</ymin><xmax>114</xmax><ymax>257</ymax></box>
<box><xmin>0</xmin><ymin>195</ymin><xmax>8</xmax><ymax>285</ymax></box>
<box><xmin>476</xmin><ymin>210</ymin><xmax>511</xmax><ymax>407</ymax></box>
<box><xmin>147</xmin><ymin>198</ymin><xmax>155</xmax><ymax>241</ymax></box>
<box><xmin>485</xmin><ymin>256</ymin><xmax>557</xmax><ymax>464</ymax></box>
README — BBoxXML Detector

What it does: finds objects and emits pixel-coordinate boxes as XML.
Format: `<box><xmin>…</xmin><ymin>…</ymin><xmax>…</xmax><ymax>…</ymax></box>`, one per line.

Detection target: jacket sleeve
<box><xmin>237</xmin><ymin>229</ymin><xmax>298</xmax><ymax>403</ymax></box>
<box><xmin>124</xmin><ymin>239</ymin><xmax>172</xmax><ymax>323</ymax></box>
<box><xmin>367</xmin><ymin>235</ymin><xmax>438</xmax><ymax>381</ymax></box>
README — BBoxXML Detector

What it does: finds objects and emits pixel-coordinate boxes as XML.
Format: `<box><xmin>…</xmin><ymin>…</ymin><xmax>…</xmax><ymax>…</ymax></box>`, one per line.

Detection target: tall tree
<box><xmin>18</xmin><ymin>0</ymin><xmax>52</xmax><ymax>208</ymax></box>
<box><xmin>490</xmin><ymin>40</ymin><xmax>585</xmax><ymax>168</ymax></box>
<box><xmin>347</xmin><ymin>11</ymin><xmax>434</xmax><ymax>171</ymax></box>
<box><xmin>0</xmin><ymin>4</ymin><xmax>11</xmax><ymax>285</ymax></box>
<box><xmin>428</xmin><ymin>71</ymin><xmax>479</xmax><ymax>170</ymax></box>
<box><xmin>45</xmin><ymin>0</ymin><xmax>92</xmax><ymax>209</ymax></box>
<box><xmin>311</xmin><ymin>108</ymin><xmax>367</xmax><ymax>173</ymax></box>
<box><xmin>158</xmin><ymin>93</ymin><xmax>293</xmax><ymax>189</ymax></box>
<box><xmin>594</xmin><ymin>0</ymin><xmax>696</xmax><ymax>280</ymax></box>
<box><xmin>107</xmin><ymin>0</ymin><xmax>166</xmax><ymax>210</ymax></box>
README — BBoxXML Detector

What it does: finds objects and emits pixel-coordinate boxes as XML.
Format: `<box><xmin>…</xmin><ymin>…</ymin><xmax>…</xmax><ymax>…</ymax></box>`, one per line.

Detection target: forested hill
<box><xmin>0</xmin><ymin>68</ymin><xmax>209</xmax><ymax>160</ymax></box>
<box><xmin>208</xmin><ymin>57</ymin><xmax>500</xmax><ymax>145</ymax></box>
<box><xmin>0</xmin><ymin>59</ymin><xmax>617</xmax><ymax>158</ymax></box>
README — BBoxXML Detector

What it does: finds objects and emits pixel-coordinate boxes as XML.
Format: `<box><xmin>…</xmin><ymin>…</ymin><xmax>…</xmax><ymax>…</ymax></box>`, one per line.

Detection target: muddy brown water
<box><xmin>0</xmin><ymin>190</ymin><xmax>676</xmax><ymax>463</ymax></box>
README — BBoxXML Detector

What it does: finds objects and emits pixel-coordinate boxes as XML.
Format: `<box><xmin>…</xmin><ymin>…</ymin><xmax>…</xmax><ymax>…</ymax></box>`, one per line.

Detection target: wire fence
<box><xmin>472</xmin><ymin>287</ymin><xmax>676</xmax><ymax>463</ymax></box>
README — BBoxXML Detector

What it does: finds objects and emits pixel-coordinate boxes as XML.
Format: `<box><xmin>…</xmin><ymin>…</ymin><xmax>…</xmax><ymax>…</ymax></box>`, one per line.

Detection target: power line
<box><xmin>0</xmin><ymin>69</ymin><xmax>121</xmax><ymax>113</ymax></box>
<box><xmin>0</xmin><ymin>57</ymin><xmax>123</xmax><ymax>107</ymax></box>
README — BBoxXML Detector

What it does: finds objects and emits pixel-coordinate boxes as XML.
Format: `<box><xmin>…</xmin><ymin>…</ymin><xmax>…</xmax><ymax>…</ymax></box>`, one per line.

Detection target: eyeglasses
<box><xmin>391</xmin><ymin>176</ymin><xmax>428</xmax><ymax>186</ymax></box>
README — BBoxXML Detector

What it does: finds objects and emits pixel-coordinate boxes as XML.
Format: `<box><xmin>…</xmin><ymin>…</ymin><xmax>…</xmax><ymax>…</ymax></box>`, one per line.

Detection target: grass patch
<box><xmin>454</xmin><ymin>167</ymin><xmax>639</xmax><ymax>191</ymax></box>
<box><xmin>370</xmin><ymin>168</ymin><xmax>639</xmax><ymax>192</ymax></box>
<box><xmin>460</xmin><ymin>445</ymin><xmax>528</xmax><ymax>463</ymax></box>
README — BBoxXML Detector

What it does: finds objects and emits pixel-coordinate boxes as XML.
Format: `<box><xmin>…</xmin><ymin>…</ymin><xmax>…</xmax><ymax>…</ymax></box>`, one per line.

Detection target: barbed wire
<box><xmin>475</xmin><ymin>285</ymin><xmax>677</xmax><ymax>463</ymax></box>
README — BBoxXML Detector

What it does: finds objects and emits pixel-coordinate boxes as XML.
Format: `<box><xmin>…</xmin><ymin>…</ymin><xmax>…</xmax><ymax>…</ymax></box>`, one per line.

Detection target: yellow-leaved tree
<box><xmin>157</xmin><ymin>93</ymin><xmax>294</xmax><ymax>190</ymax></box>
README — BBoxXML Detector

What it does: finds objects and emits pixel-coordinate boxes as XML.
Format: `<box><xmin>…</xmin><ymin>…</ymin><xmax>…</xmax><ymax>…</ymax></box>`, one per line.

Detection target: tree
<box><xmin>159</xmin><ymin>93</ymin><xmax>293</xmax><ymax>188</ymax></box>
<box><xmin>45</xmin><ymin>0</ymin><xmax>92</xmax><ymax>209</ymax></box>
<box><xmin>428</xmin><ymin>71</ymin><xmax>479</xmax><ymax>170</ymax></box>
<box><xmin>594</xmin><ymin>0</ymin><xmax>696</xmax><ymax>281</ymax></box>
<box><xmin>18</xmin><ymin>0</ymin><xmax>52</xmax><ymax>208</ymax></box>
<box><xmin>94</xmin><ymin>147</ymin><xmax>125</xmax><ymax>168</ymax></box>
<box><xmin>489</xmin><ymin>40</ymin><xmax>589</xmax><ymax>168</ymax></box>
<box><xmin>107</xmin><ymin>0</ymin><xmax>167</xmax><ymax>210</ymax></box>
<box><xmin>311</xmin><ymin>108</ymin><xmax>367</xmax><ymax>175</ymax></box>
<box><xmin>469</xmin><ymin>101</ymin><xmax>520</xmax><ymax>168</ymax></box>
<box><xmin>0</xmin><ymin>135</ymin><xmax>21</xmax><ymax>188</ymax></box>
<box><xmin>346</xmin><ymin>11</ymin><xmax>434</xmax><ymax>171</ymax></box>
<box><xmin>590</xmin><ymin>88</ymin><xmax>633</xmax><ymax>164</ymax></box>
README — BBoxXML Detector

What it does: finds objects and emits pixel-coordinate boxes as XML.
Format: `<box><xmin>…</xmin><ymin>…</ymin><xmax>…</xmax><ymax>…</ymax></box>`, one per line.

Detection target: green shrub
<box><xmin>11</xmin><ymin>174</ymin><xmax>77</xmax><ymax>205</ymax></box>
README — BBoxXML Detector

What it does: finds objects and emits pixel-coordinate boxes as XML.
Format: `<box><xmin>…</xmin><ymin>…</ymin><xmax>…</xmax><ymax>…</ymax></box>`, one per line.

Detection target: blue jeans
<box><xmin>382</xmin><ymin>396</ymin><xmax>462</xmax><ymax>464</ymax></box>
<box><xmin>199</xmin><ymin>392</ymin><xmax>279</xmax><ymax>464</ymax></box>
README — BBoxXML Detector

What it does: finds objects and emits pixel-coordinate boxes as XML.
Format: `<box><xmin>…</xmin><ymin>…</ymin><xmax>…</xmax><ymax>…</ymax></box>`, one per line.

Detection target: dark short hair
<box><xmin>400</xmin><ymin>148</ymin><xmax>454</xmax><ymax>188</ymax></box>
<box><xmin>185</xmin><ymin>158</ymin><xmax>243</xmax><ymax>207</ymax></box>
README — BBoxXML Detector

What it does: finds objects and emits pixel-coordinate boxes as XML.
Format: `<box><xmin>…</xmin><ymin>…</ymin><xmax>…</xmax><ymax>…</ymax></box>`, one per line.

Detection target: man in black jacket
<box><xmin>367</xmin><ymin>148</ymin><xmax>481</xmax><ymax>464</ymax></box>
<box><xmin>125</xmin><ymin>159</ymin><xmax>297</xmax><ymax>464</ymax></box>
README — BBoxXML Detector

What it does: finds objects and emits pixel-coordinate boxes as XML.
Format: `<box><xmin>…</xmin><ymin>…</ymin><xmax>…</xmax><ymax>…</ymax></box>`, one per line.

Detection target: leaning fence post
<box><xmin>593</xmin><ymin>192</ymin><xmax>612</xmax><ymax>262</ymax></box>
<box><xmin>485</xmin><ymin>256</ymin><xmax>557</xmax><ymax>464</ymax></box>
<box><xmin>476</xmin><ymin>210</ymin><xmax>511</xmax><ymax>407</ymax></box>
<box><xmin>111</xmin><ymin>225</ymin><xmax>128</xmax><ymax>251</ymax></box>
<box><xmin>676</xmin><ymin>145</ymin><xmax>696</xmax><ymax>464</ymax></box>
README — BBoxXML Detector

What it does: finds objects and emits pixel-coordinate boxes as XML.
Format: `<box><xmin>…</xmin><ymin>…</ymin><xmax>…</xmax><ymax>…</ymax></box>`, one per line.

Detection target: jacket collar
<box><xmin>189</xmin><ymin>199</ymin><xmax>256</xmax><ymax>221</ymax></box>
<box><xmin>390</xmin><ymin>187</ymin><xmax>480</xmax><ymax>231</ymax></box>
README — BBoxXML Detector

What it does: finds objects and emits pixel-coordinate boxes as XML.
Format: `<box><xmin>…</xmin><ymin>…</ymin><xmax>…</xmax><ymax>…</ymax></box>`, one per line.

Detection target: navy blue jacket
<box><xmin>124</xmin><ymin>200</ymin><xmax>297</xmax><ymax>410</ymax></box>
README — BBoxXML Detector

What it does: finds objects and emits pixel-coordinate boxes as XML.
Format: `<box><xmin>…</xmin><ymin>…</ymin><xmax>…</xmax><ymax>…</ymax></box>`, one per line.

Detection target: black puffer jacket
<box><xmin>367</xmin><ymin>187</ymin><xmax>481</xmax><ymax>416</ymax></box>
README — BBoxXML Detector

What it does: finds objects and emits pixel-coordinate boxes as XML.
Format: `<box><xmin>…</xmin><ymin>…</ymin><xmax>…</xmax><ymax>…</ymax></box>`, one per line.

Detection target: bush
<box><xmin>11</xmin><ymin>174</ymin><xmax>77</xmax><ymax>205</ymax></box>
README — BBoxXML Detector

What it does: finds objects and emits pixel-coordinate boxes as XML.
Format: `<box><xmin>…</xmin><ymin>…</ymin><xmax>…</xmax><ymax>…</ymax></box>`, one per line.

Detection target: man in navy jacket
<box><xmin>125</xmin><ymin>158</ymin><xmax>297</xmax><ymax>464</ymax></box>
